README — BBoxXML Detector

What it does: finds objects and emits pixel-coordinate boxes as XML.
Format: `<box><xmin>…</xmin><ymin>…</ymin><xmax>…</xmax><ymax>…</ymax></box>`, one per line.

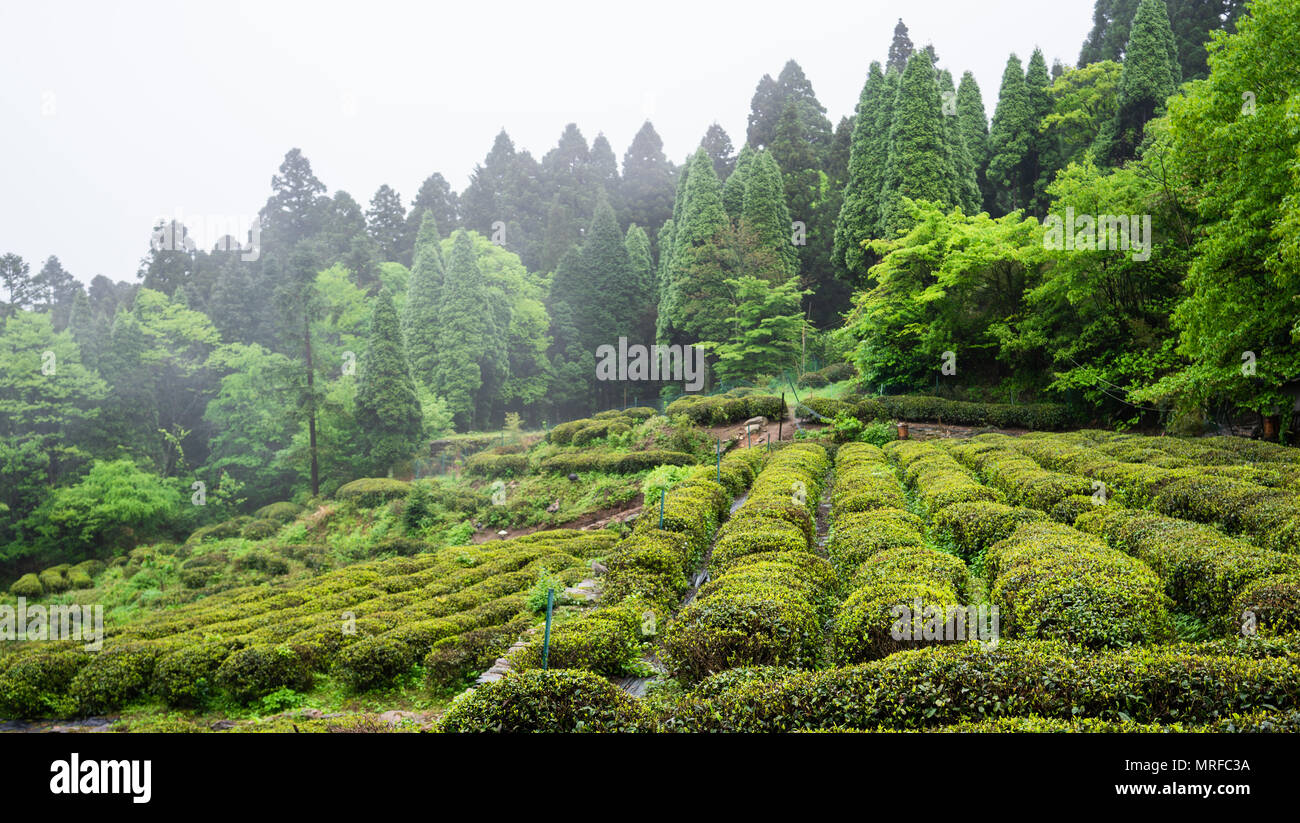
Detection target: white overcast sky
<box><xmin>0</xmin><ymin>0</ymin><xmax>1095</xmax><ymax>283</ymax></box>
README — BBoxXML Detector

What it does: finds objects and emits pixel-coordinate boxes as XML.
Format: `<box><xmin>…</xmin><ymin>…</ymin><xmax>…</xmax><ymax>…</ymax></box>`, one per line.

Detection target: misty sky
<box><xmin>0</xmin><ymin>0</ymin><xmax>1096</xmax><ymax>283</ymax></box>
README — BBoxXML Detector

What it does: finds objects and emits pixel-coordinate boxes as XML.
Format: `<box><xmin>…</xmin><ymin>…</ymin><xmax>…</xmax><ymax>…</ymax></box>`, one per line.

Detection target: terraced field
<box><xmin>4</xmin><ymin>431</ymin><xmax>1300</xmax><ymax>733</ymax></box>
<box><xmin>442</xmin><ymin>432</ymin><xmax>1300</xmax><ymax>732</ymax></box>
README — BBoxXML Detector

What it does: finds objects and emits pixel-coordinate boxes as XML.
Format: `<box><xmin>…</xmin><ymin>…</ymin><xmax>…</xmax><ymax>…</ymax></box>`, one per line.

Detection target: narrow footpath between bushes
<box><xmin>612</xmin><ymin>487</ymin><xmax>751</xmax><ymax>697</ymax></box>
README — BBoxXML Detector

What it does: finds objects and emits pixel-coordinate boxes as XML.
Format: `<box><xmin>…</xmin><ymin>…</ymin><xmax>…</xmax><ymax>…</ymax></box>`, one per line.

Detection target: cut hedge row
<box><xmin>885</xmin><ymin>440</ymin><xmax>1004</xmax><ymax>514</ymax></box>
<box><xmin>1012</xmin><ymin>433</ymin><xmax>1300</xmax><ymax>553</ymax></box>
<box><xmin>661</xmin><ymin>641</ymin><xmax>1300</xmax><ymax>731</ymax></box>
<box><xmin>663</xmin><ymin>444</ymin><xmax>834</xmax><ymax>681</ymax></box>
<box><xmin>336</xmin><ymin>477</ymin><xmax>412</xmax><ymax>506</ymax></box>
<box><xmin>508</xmin><ymin>604</ymin><xmax>645</xmax><ymax>676</ymax></box>
<box><xmin>665</xmin><ymin>391</ymin><xmax>785</xmax><ymax>425</ymax></box>
<box><xmin>464</xmin><ymin>452</ymin><xmax>530</xmax><ymax>478</ymax></box>
<box><xmin>945</xmin><ymin>437</ymin><xmax>1093</xmax><ymax>511</ymax></box>
<box><xmin>437</xmin><ymin>669</ymin><xmax>650</xmax><ymax>732</ymax></box>
<box><xmin>814</xmin><ymin>394</ymin><xmax>1073</xmax><ymax>430</ymax></box>
<box><xmin>537</xmin><ymin>449</ymin><xmax>696</xmax><ymax>475</ymax></box>
<box><xmin>547</xmin><ymin>413</ymin><xmax>642</xmax><ymax>446</ymax></box>
<box><xmin>831</xmin><ymin>443</ymin><xmax>905</xmax><ymax>514</ymax></box>
<box><xmin>0</xmin><ymin>530</ymin><xmax>619</xmax><ymax>717</ymax></box>
<box><xmin>986</xmin><ymin>521</ymin><xmax>1172</xmax><ymax>648</ymax></box>
<box><xmin>932</xmin><ymin>501</ymin><xmax>1048</xmax><ymax>559</ymax></box>
<box><xmin>1074</xmin><ymin>506</ymin><xmax>1300</xmax><ymax>634</ymax></box>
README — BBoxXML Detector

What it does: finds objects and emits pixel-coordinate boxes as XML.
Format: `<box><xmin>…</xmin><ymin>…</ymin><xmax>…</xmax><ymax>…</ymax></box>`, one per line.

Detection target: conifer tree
<box><xmin>620</xmin><ymin>121</ymin><xmax>677</xmax><ymax>249</ymax></box>
<box><xmin>956</xmin><ymin>71</ymin><xmax>993</xmax><ymax>212</ymax></box>
<box><xmin>402</xmin><ymin>212</ymin><xmax>444</xmax><ymax>389</ymax></box>
<box><xmin>1023</xmin><ymin>49</ymin><xmax>1057</xmax><ymax>215</ymax></box>
<box><xmin>986</xmin><ymin>54</ymin><xmax>1034</xmax><ymax>214</ymax></box>
<box><xmin>741</xmin><ymin>151</ymin><xmax>798</xmax><ymax>281</ymax></box>
<box><xmin>834</xmin><ymin>62</ymin><xmax>887</xmax><ymax>280</ymax></box>
<box><xmin>434</xmin><ymin>231</ymin><xmax>496</xmax><ymax>430</ymax></box>
<box><xmin>879</xmin><ymin>51</ymin><xmax>956</xmax><ymax>235</ymax></box>
<box><xmin>625</xmin><ymin>224</ymin><xmax>657</xmax><ymax>345</ymax></box>
<box><xmin>721</xmin><ymin>144</ymin><xmax>755</xmax><ymax>223</ymax></box>
<box><xmin>660</xmin><ymin>149</ymin><xmax>732</xmax><ymax>346</ymax></box>
<box><xmin>887</xmin><ymin>18</ymin><xmax>915</xmax><ymax>74</ymax></box>
<box><xmin>700</xmin><ymin>124</ymin><xmax>737</xmax><ymax>181</ymax></box>
<box><xmin>355</xmin><ymin>289</ymin><xmax>423</xmax><ymax>473</ymax></box>
<box><xmin>401</xmin><ymin>173</ymin><xmax>457</xmax><ymax>264</ymax></box>
<box><xmin>1095</xmin><ymin>0</ymin><xmax>1182</xmax><ymax>165</ymax></box>
<box><xmin>939</xmin><ymin>69</ymin><xmax>982</xmax><ymax>214</ymax></box>
<box><xmin>366</xmin><ymin>185</ymin><xmax>407</xmax><ymax>263</ymax></box>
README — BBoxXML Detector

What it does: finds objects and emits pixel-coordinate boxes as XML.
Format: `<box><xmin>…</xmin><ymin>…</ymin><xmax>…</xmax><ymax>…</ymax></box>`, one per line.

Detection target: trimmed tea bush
<box><xmin>336</xmin><ymin>478</ymin><xmax>412</xmax><ymax>506</ymax></box>
<box><xmin>437</xmin><ymin>669</ymin><xmax>650</xmax><ymax>732</ymax></box>
<box><xmin>9</xmin><ymin>573</ymin><xmax>43</xmax><ymax>598</ymax></box>
<box><xmin>986</xmin><ymin>522</ymin><xmax>1172</xmax><ymax>648</ymax></box>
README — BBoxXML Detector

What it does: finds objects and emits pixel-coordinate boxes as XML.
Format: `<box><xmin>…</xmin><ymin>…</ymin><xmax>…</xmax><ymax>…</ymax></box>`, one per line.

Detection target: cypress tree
<box><xmin>939</xmin><ymin>69</ymin><xmax>982</xmax><ymax>214</ymax></box>
<box><xmin>834</xmin><ymin>62</ymin><xmax>886</xmax><ymax>279</ymax></box>
<box><xmin>66</xmin><ymin>288</ymin><xmax>100</xmax><ymax>372</ymax></box>
<box><xmin>366</xmin><ymin>185</ymin><xmax>407</xmax><ymax>264</ymax></box>
<box><xmin>1095</xmin><ymin>0</ymin><xmax>1182</xmax><ymax>165</ymax></box>
<box><xmin>661</xmin><ymin>149</ymin><xmax>732</xmax><ymax>345</ymax></box>
<box><xmin>654</xmin><ymin>219</ymin><xmax>675</xmax><ymax>338</ymax></box>
<box><xmin>355</xmin><ymin>289</ymin><xmax>423</xmax><ymax>474</ymax></box>
<box><xmin>986</xmin><ymin>54</ymin><xmax>1034</xmax><ymax>214</ymax></box>
<box><xmin>956</xmin><ymin>71</ymin><xmax>992</xmax><ymax>212</ymax></box>
<box><xmin>625</xmin><ymin>224</ymin><xmax>657</xmax><ymax>345</ymax></box>
<box><xmin>620</xmin><ymin>121</ymin><xmax>677</xmax><ymax>249</ymax></box>
<box><xmin>700</xmin><ymin>124</ymin><xmax>737</xmax><ymax>181</ymax></box>
<box><xmin>741</xmin><ymin>151</ymin><xmax>798</xmax><ymax>281</ymax></box>
<box><xmin>402</xmin><ymin>212</ymin><xmax>444</xmax><ymax>388</ymax></box>
<box><xmin>868</xmin><ymin>69</ymin><xmax>902</xmax><ymax>232</ymax></box>
<box><xmin>1024</xmin><ymin>49</ymin><xmax>1056</xmax><ymax>216</ymax></box>
<box><xmin>403</xmin><ymin>171</ymin><xmax>458</xmax><ymax>260</ymax></box>
<box><xmin>721</xmin><ymin>144</ymin><xmax>755</xmax><ymax>223</ymax></box>
<box><xmin>433</xmin><ymin>231</ymin><xmax>495</xmax><ymax>430</ymax></box>
<box><xmin>887</xmin><ymin>19</ymin><xmax>915</xmax><ymax>74</ymax></box>
<box><xmin>879</xmin><ymin>50</ymin><xmax>956</xmax><ymax>236</ymax></box>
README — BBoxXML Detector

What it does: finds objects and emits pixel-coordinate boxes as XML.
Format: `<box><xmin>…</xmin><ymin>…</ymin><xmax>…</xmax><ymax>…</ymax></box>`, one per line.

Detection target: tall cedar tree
<box><xmin>741</xmin><ymin>151</ymin><xmax>799</xmax><ymax>281</ymax></box>
<box><xmin>624</xmin><ymin>224</ymin><xmax>658</xmax><ymax>347</ymax></box>
<box><xmin>434</xmin><ymin>231</ymin><xmax>497</xmax><ymax>430</ymax></box>
<box><xmin>1079</xmin><ymin>0</ymin><xmax>1241</xmax><ymax>81</ymax></box>
<box><xmin>590</xmin><ymin>134</ymin><xmax>621</xmax><ymax>215</ymax></box>
<box><xmin>722</xmin><ymin>144</ymin><xmax>755</xmax><ymax>223</ymax></box>
<box><xmin>366</xmin><ymin>185</ymin><xmax>407</xmax><ymax>265</ymax></box>
<box><xmin>939</xmin><ymin>69</ymin><xmax>982</xmax><ymax>214</ymax></box>
<box><xmin>660</xmin><ymin>149</ymin><xmax>732</xmax><ymax>346</ymax></box>
<box><xmin>747</xmin><ymin>61</ymin><xmax>832</xmax><ymax>154</ymax></box>
<box><xmin>986</xmin><ymin>54</ymin><xmax>1034</xmax><ymax>215</ymax></box>
<box><xmin>879</xmin><ymin>51</ymin><xmax>956</xmax><ymax>236</ymax></box>
<box><xmin>355</xmin><ymin>289</ymin><xmax>422</xmax><ymax>473</ymax></box>
<box><xmin>1095</xmin><ymin>0</ymin><xmax>1182</xmax><ymax>166</ymax></box>
<box><xmin>887</xmin><ymin>19</ymin><xmax>915</xmax><ymax>74</ymax></box>
<box><xmin>259</xmin><ymin>148</ymin><xmax>326</xmax><ymax>255</ymax></box>
<box><xmin>402</xmin><ymin>212</ymin><xmax>445</xmax><ymax>389</ymax></box>
<box><xmin>834</xmin><ymin>62</ymin><xmax>888</xmax><ymax>281</ymax></box>
<box><xmin>540</xmin><ymin>124</ymin><xmax>595</xmax><ymax>273</ymax></box>
<box><xmin>700</xmin><ymin>124</ymin><xmax>737</xmax><ymax>181</ymax></box>
<box><xmin>620</xmin><ymin>122</ymin><xmax>677</xmax><ymax>251</ymax></box>
<box><xmin>401</xmin><ymin>172</ymin><xmax>458</xmax><ymax>265</ymax></box>
<box><xmin>770</xmin><ymin>95</ymin><xmax>838</xmax><ymax>324</ymax></box>
<box><xmin>956</xmin><ymin>71</ymin><xmax>993</xmax><ymax>213</ymax></box>
<box><xmin>1023</xmin><ymin>50</ymin><xmax>1057</xmax><ymax>216</ymax></box>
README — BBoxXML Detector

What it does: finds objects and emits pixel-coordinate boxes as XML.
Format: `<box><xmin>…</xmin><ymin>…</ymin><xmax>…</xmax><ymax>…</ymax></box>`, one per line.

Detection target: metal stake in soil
<box><xmin>542</xmin><ymin>588</ymin><xmax>555</xmax><ymax>670</ymax></box>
